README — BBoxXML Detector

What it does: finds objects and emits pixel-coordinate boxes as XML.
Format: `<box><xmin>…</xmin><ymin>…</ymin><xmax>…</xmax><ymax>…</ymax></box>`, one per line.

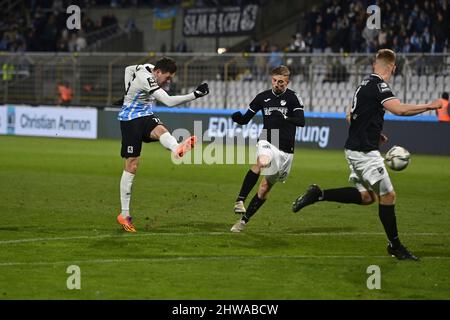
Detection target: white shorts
<box><xmin>345</xmin><ymin>149</ymin><xmax>394</xmax><ymax>196</ymax></box>
<box><xmin>256</xmin><ymin>140</ymin><xmax>294</xmax><ymax>184</ymax></box>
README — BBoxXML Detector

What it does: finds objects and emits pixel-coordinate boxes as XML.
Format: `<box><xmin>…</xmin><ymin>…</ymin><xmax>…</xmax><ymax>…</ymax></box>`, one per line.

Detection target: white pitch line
<box><xmin>0</xmin><ymin>231</ymin><xmax>448</xmax><ymax>245</ymax></box>
<box><xmin>1</xmin><ymin>255</ymin><xmax>450</xmax><ymax>267</ymax></box>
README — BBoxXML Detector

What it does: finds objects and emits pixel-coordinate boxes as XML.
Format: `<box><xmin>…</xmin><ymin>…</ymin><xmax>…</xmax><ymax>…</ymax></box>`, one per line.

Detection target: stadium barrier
<box><xmin>0</xmin><ymin>105</ymin><xmax>97</xmax><ymax>139</ymax></box>
<box><xmin>1</xmin><ymin>105</ymin><xmax>449</xmax><ymax>155</ymax></box>
<box><xmin>97</xmin><ymin>107</ymin><xmax>450</xmax><ymax>156</ymax></box>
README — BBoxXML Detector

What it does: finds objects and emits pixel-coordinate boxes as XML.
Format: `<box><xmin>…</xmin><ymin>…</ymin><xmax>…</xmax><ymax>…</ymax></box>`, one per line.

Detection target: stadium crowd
<box><xmin>0</xmin><ymin>0</ymin><xmax>448</xmax><ymax>53</ymax></box>
<box><xmin>0</xmin><ymin>0</ymin><xmax>265</xmax><ymax>52</ymax></box>
<box><xmin>284</xmin><ymin>0</ymin><xmax>449</xmax><ymax>54</ymax></box>
<box><xmin>0</xmin><ymin>2</ymin><xmax>120</xmax><ymax>52</ymax></box>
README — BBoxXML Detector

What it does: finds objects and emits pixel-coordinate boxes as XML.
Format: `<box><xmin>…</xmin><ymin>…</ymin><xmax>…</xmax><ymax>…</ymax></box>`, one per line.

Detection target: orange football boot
<box><xmin>117</xmin><ymin>214</ymin><xmax>137</xmax><ymax>233</ymax></box>
<box><xmin>174</xmin><ymin>136</ymin><xmax>197</xmax><ymax>158</ymax></box>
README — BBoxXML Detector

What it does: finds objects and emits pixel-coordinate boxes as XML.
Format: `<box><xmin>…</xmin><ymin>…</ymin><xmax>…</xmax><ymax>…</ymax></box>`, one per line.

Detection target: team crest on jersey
<box><xmin>147</xmin><ymin>77</ymin><xmax>158</xmax><ymax>88</ymax></box>
<box><xmin>377</xmin><ymin>83</ymin><xmax>391</xmax><ymax>93</ymax></box>
<box><xmin>280</xmin><ymin>100</ymin><xmax>286</xmax><ymax>106</ymax></box>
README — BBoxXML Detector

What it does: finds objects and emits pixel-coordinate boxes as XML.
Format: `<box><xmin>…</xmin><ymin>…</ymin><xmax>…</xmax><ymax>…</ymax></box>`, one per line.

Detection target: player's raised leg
<box><xmin>151</xmin><ymin>124</ymin><xmax>197</xmax><ymax>158</ymax></box>
<box><xmin>292</xmin><ymin>184</ymin><xmax>373</xmax><ymax>212</ymax></box>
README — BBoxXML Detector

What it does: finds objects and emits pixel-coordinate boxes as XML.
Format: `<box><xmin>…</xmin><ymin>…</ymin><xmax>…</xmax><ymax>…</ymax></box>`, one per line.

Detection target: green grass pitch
<box><xmin>0</xmin><ymin>135</ymin><xmax>449</xmax><ymax>299</ymax></box>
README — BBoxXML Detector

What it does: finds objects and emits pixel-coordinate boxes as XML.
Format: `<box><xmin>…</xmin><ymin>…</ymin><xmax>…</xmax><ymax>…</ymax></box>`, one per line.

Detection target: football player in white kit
<box><xmin>117</xmin><ymin>57</ymin><xmax>209</xmax><ymax>232</ymax></box>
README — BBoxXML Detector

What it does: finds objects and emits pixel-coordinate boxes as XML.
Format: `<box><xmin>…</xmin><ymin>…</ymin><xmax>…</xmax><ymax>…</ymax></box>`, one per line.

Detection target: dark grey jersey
<box><xmin>345</xmin><ymin>73</ymin><xmax>397</xmax><ymax>151</ymax></box>
<box><xmin>248</xmin><ymin>88</ymin><xmax>304</xmax><ymax>153</ymax></box>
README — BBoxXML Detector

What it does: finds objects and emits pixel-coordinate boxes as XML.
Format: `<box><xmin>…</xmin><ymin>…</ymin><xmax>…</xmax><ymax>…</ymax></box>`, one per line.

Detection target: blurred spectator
<box><xmin>52</xmin><ymin>0</ymin><xmax>64</xmax><ymax>14</ymax></box>
<box><xmin>124</xmin><ymin>18</ymin><xmax>138</xmax><ymax>33</ymax></box>
<box><xmin>326</xmin><ymin>23</ymin><xmax>338</xmax><ymax>52</ymax></box>
<box><xmin>176</xmin><ymin>39</ymin><xmax>187</xmax><ymax>52</ymax></box>
<box><xmin>323</xmin><ymin>59</ymin><xmax>349</xmax><ymax>83</ymax></box>
<box><xmin>436</xmin><ymin>92</ymin><xmax>450</xmax><ymax>122</ymax></box>
<box><xmin>295</xmin><ymin>33</ymin><xmax>307</xmax><ymax>52</ymax></box>
<box><xmin>410</xmin><ymin>32</ymin><xmax>422</xmax><ymax>52</ymax></box>
<box><xmin>68</xmin><ymin>34</ymin><xmax>78</xmax><ymax>52</ymax></box>
<box><xmin>0</xmin><ymin>33</ymin><xmax>8</xmax><ymax>51</ymax></box>
<box><xmin>311</xmin><ymin>25</ymin><xmax>325</xmax><ymax>53</ymax></box>
<box><xmin>247</xmin><ymin>38</ymin><xmax>260</xmax><ymax>53</ymax></box>
<box><xmin>286</xmin><ymin>33</ymin><xmax>306</xmax><ymax>52</ymax></box>
<box><xmin>75</xmin><ymin>32</ymin><xmax>87</xmax><ymax>51</ymax></box>
<box><xmin>41</xmin><ymin>14</ymin><xmax>58</xmax><ymax>51</ymax></box>
<box><xmin>253</xmin><ymin>40</ymin><xmax>269</xmax><ymax>80</ymax></box>
<box><xmin>267</xmin><ymin>45</ymin><xmax>283</xmax><ymax>69</ymax></box>
<box><xmin>304</xmin><ymin>32</ymin><xmax>313</xmax><ymax>52</ymax></box>
<box><xmin>57</xmin><ymin>82</ymin><xmax>74</xmax><ymax>106</ymax></box>
<box><xmin>0</xmin><ymin>5</ymin><xmax>122</xmax><ymax>52</ymax></box>
<box><xmin>402</xmin><ymin>37</ymin><xmax>411</xmax><ymax>53</ymax></box>
<box><xmin>2</xmin><ymin>63</ymin><xmax>14</xmax><ymax>81</ymax></box>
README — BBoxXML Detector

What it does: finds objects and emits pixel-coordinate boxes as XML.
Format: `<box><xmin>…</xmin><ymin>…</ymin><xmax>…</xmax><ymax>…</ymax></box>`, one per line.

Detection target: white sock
<box><xmin>159</xmin><ymin>132</ymin><xmax>179</xmax><ymax>152</ymax></box>
<box><xmin>120</xmin><ymin>170</ymin><xmax>135</xmax><ymax>217</ymax></box>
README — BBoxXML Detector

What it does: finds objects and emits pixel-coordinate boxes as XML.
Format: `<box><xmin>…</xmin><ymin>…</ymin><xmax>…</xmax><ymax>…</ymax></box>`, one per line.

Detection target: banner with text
<box><xmin>96</xmin><ymin>107</ymin><xmax>450</xmax><ymax>156</ymax></box>
<box><xmin>183</xmin><ymin>5</ymin><xmax>259</xmax><ymax>37</ymax></box>
<box><xmin>0</xmin><ymin>105</ymin><xmax>97</xmax><ymax>139</ymax></box>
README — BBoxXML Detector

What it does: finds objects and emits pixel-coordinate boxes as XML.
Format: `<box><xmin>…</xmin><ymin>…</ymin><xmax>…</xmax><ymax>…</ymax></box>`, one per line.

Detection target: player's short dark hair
<box><xmin>154</xmin><ymin>57</ymin><xmax>177</xmax><ymax>73</ymax></box>
<box><xmin>375</xmin><ymin>49</ymin><xmax>396</xmax><ymax>66</ymax></box>
<box><xmin>443</xmin><ymin>92</ymin><xmax>449</xmax><ymax>100</ymax></box>
<box><xmin>271</xmin><ymin>65</ymin><xmax>290</xmax><ymax>77</ymax></box>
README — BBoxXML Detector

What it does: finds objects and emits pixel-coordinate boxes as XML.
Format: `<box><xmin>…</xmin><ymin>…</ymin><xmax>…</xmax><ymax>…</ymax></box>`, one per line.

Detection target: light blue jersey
<box><xmin>118</xmin><ymin>64</ymin><xmax>160</xmax><ymax>121</ymax></box>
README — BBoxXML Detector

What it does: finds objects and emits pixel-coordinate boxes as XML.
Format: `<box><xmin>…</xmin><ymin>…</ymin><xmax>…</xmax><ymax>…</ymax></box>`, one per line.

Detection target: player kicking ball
<box><xmin>117</xmin><ymin>57</ymin><xmax>209</xmax><ymax>232</ymax></box>
<box><xmin>230</xmin><ymin>65</ymin><xmax>305</xmax><ymax>232</ymax></box>
<box><xmin>292</xmin><ymin>49</ymin><xmax>442</xmax><ymax>260</ymax></box>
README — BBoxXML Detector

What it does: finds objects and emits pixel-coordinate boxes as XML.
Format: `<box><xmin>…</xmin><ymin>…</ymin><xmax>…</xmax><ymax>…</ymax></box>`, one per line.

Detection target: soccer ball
<box><xmin>385</xmin><ymin>146</ymin><xmax>411</xmax><ymax>171</ymax></box>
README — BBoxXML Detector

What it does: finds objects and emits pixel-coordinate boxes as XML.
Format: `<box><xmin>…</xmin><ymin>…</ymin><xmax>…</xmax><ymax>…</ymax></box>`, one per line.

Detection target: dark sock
<box><xmin>321</xmin><ymin>187</ymin><xmax>362</xmax><ymax>204</ymax></box>
<box><xmin>236</xmin><ymin>170</ymin><xmax>260</xmax><ymax>202</ymax></box>
<box><xmin>242</xmin><ymin>194</ymin><xmax>266</xmax><ymax>223</ymax></box>
<box><xmin>379</xmin><ymin>204</ymin><xmax>401</xmax><ymax>249</ymax></box>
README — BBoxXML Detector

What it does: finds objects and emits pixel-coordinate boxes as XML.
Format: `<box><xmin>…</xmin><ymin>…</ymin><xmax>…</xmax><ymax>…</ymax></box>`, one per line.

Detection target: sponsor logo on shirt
<box><xmin>377</xmin><ymin>83</ymin><xmax>391</xmax><ymax>93</ymax></box>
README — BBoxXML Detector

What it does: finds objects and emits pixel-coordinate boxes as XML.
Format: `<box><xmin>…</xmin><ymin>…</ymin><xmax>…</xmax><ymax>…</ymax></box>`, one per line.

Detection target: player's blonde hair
<box><xmin>375</xmin><ymin>49</ymin><xmax>396</xmax><ymax>67</ymax></box>
<box><xmin>271</xmin><ymin>65</ymin><xmax>290</xmax><ymax>78</ymax></box>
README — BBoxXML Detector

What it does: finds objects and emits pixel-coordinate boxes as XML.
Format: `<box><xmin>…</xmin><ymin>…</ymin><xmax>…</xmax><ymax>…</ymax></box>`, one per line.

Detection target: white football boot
<box><xmin>230</xmin><ymin>219</ymin><xmax>246</xmax><ymax>233</ymax></box>
<box><xmin>234</xmin><ymin>200</ymin><xmax>246</xmax><ymax>214</ymax></box>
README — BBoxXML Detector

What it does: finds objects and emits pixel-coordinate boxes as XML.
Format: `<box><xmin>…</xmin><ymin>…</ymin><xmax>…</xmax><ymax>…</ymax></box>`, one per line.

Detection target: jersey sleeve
<box><xmin>290</xmin><ymin>92</ymin><xmax>305</xmax><ymax>115</ymax></box>
<box><xmin>248</xmin><ymin>94</ymin><xmax>262</xmax><ymax>113</ymax></box>
<box><xmin>375</xmin><ymin>81</ymin><xmax>396</xmax><ymax>105</ymax></box>
<box><xmin>124</xmin><ymin>65</ymin><xmax>138</xmax><ymax>90</ymax></box>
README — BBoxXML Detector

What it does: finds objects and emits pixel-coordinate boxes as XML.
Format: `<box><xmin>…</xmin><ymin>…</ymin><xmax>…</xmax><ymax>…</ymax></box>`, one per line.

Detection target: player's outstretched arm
<box><xmin>152</xmin><ymin>83</ymin><xmax>209</xmax><ymax>107</ymax></box>
<box><xmin>384</xmin><ymin>98</ymin><xmax>442</xmax><ymax>116</ymax></box>
<box><xmin>271</xmin><ymin>109</ymin><xmax>305</xmax><ymax>127</ymax></box>
<box><xmin>232</xmin><ymin>109</ymin><xmax>255</xmax><ymax>125</ymax></box>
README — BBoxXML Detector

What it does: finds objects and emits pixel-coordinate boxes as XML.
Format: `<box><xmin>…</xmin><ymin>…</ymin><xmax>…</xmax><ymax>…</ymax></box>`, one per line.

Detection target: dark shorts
<box><xmin>120</xmin><ymin>115</ymin><xmax>165</xmax><ymax>158</ymax></box>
